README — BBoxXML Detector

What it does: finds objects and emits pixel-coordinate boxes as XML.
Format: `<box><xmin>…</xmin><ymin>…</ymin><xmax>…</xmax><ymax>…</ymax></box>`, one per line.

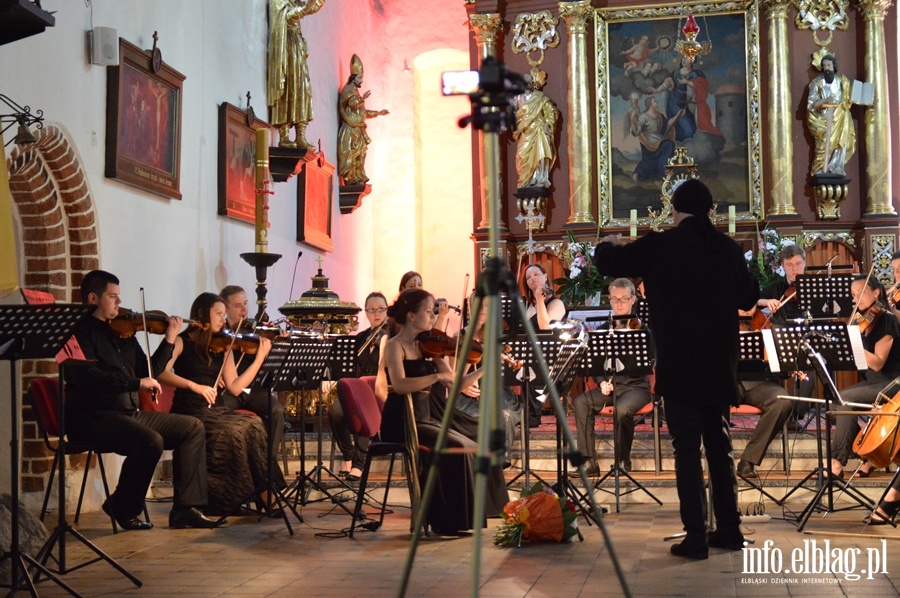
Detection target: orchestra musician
<box><xmin>64</xmin><ymin>270</ymin><xmax>220</xmax><ymax>530</ymax></box>
<box><xmin>830</xmin><ymin>275</ymin><xmax>900</xmax><ymax>479</ymax></box>
<box><xmin>734</xmin><ymin>306</ymin><xmax>794</xmax><ymax>479</ymax></box>
<box><xmin>569</xmin><ymin>278</ymin><xmax>651</xmax><ymax>477</ymax></box>
<box><xmin>380</xmin><ymin>288</ymin><xmax>509</xmax><ymax>535</ymax></box>
<box><xmin>523</xmin><ymin>263</ymin><xmax>566</xmax><ymax>331</ymax></box>
<box><xmin>330</xmin><ymin>291</ymin><xmax>388</xmax><ymax>480</ymax></box>
<box><xmin>218</xmin><ymin>285</ymin><xmax>286</xmax><ymax>467</ymax></box>
<box><xmin>595</xmin><ymin>179</ymin><xmax>759</xmax><ymax>559</ymax></box>
<box><xmin>158</xmin><ymin>292</ymin><xmax>286</xmax><ymax>517</ymax></box>
<box><xmin>400</xmin><ymin>270</ymin><xmax>450</xmax><ymax>331</ymax></box>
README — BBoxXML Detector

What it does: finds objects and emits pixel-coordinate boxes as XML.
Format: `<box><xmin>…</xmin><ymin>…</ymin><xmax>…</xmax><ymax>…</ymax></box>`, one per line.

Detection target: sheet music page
<box><xmin>846</xmin><ymin>325</ymin><xmax>868</xmax><ymax>370</ymax></box>
<box><xmin>761</xmin><ymin>328</ymin><xmax>781</xmax><ymax>373</ymax></box>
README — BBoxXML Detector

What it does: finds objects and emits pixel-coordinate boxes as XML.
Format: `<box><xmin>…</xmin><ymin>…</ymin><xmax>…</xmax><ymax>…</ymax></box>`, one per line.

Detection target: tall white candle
<box><xmin>630</xmin><ymin>209</ymin><xmax>637</xmax><ymax>239</ymax></box>
<box><xmin>728</xmin><ymin>205</ymin><xmax>736</xmax><ymax>235</ymax></box>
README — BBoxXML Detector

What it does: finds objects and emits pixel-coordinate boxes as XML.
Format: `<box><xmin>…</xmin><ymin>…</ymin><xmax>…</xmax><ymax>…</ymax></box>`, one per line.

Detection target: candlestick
<box><xmin>728</xmin><ymin>205</ymin><xmax>736</xmax><ymax>235</ymax></box>
<box><xmin>255</xmin><ymin>127</ymin><xmax>270</xmax><ymax>252</ymax></box>
<box><xmin>630</xmin><ymin>209</ymin><xmax>637</xmax><ymax>239</ymax></box>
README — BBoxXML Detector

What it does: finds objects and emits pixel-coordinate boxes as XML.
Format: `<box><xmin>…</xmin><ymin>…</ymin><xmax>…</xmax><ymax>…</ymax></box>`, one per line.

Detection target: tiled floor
<box><xmin>20</xmin><ymin>480</ymin><xmax>900</xmax><ymax>598</ymax></box>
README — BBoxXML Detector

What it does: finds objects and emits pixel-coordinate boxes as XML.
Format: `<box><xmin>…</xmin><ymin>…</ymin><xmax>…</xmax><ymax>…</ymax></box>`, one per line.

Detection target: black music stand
<box><xmin>579</xmin><ymin>324</ymin><xmax>660</xmax><ymax>512</ymax></box>
<box><xmin>735</xmin><ymin>330</ymin><xmax>788</xmax><ymax>505</ymax></box>
<box><xmin>0</xmin><ymin>305</ymin><xmax>94</xmax><ymax>597</ymax></box>
<box><xmin>503</xmin><ymin>336</ymin><xmax>559</xmax><ymax>490</ymax></box>
<box><xmin>795</xmin><ymin>273</ymin><xmax>853</xmax><ymax>320</ymax></box>
<box><xmin>764</xmin><ymin>324</ymin><xmax>873</xmax><ymax>531</ymax></box>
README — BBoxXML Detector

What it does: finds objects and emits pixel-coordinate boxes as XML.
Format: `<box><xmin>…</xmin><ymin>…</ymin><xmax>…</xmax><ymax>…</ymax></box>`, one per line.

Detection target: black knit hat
<box><xmin>671</xmin><ymin>179</ymin><xmax>713</xmax><ymax>218</ymax></box>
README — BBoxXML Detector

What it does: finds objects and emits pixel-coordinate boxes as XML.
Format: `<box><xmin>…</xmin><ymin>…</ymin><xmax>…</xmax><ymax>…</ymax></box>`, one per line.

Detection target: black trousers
<box><xmin>67</xmin><ymin>410</ymin><xmax>208</xmax><ymax>517</ymax></box>
<box><xmin>738</xmin><ymin>381</ymin><xmax>793</xmax><ymax>465</ymax></box>
<box><xmin>572</xmin><ymin>386</ymin><xmax>650</xmax><ymax>463</ymax></box>
<box><xmin>664</xmin><ymin>398</ymin><xmax>741</xmax><ymax>539</ymax></box>
<box><xmin>216</xmin><ymin>389</ymin><xmax>285</xmax><ymax>462</ymax></box>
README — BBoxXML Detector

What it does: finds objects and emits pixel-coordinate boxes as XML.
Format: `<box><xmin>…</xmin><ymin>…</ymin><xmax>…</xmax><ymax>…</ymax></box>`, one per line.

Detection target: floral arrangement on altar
<box><xmin>554</xmin><ymin>231</ymin><xmax>612</xmax><ymax>307</ymax></box>
<box><xmin>494</xmin><ymin>483</ymin><xmax>579</xmax><ymax>548</ymax></box>
<box><xmin>746</xmin><ymin>226</ymin><xmax>793</xmax><ymax>290</ymax></box>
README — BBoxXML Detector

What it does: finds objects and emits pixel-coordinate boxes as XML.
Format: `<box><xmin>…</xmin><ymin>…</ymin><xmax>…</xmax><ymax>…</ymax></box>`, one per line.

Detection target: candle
<box><xmin>728</xmin><ymin>205</ymin><xmax>736</xmax><ymax>235</ymax></box>
<box><xmin>255</xmin><ymin>127</ymin><xmax>269</xmax><ymax>252</ymax></box>
<box><xmin>630</xmin><ymin>209</ymin><xmax>637</xmax><ymax>239</ymax></box>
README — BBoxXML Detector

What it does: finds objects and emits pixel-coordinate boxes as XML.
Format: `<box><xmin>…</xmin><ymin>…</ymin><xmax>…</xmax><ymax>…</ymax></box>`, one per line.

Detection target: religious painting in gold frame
<box><xmin>105</xmin><ymin>38</ymin><xmax>185</xmax><ymax>200</ymax></box>
<box><xmin>217</xmin><ymin>102</ymin><xmax>269</xmax><ymax>225</ymax></box>
<box><xmin>594</xmin><ymin>0</ymin><xmax>762</xmax><ymax>228</ymax></box>
<box><xmin>297</xmin><ymin>151</ymin><xmax>335</xmax><ymax>253</ymax></box>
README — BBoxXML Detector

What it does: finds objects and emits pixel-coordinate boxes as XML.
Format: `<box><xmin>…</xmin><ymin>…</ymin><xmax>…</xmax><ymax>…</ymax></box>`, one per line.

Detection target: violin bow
<box><xmin>849</xmin><ymin>261</ymin><xmax>877</xmax><ymax>325</ymax></box>
<box><xmin>452</xmin><ymin>274</ymin><xmax>470</xmax><ymax>362</ymax></box>
<box><xmin>139</xmin><ymin>288</ymin><xmax>158</xmax><ymax>404</ymax></box>
<box><xmin>213</xmin><ymin>316</ymin><xmax>244</xmax><ymax>405</ymax></box>
<box><xmin>233</xmin><ymin>307</ymin><xmax>267</xmax><ymax>371</ymax></box>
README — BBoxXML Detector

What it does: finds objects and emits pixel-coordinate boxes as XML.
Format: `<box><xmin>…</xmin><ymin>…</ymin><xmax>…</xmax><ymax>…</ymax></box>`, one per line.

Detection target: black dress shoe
<box><xmin>102</xmin><ymin>498</ymin><xmax>153</xmax><ymax>531</ymax></box>
<box><xmin>568</xmin><ymin>460</ymin><xmax>600</xmax><ymax>478</ymax></box>
<box><xmin>670</xmin><ymin>539</ymin><xmax>708</xmax><ymax>560</ymax></box>
<box><xmin>708</xmin><ymin>529</ymin><xmax>745</xmax><ymax>550</ymax></box>
<box><xmin>737</xmin><ymin>459</ymin><xmax>758</xmax><ymax>479</ymax></box>
<box><xmin>169</xmin><ymin>507</ymin><xmax>225</xmax><ymax>529</ymax></box>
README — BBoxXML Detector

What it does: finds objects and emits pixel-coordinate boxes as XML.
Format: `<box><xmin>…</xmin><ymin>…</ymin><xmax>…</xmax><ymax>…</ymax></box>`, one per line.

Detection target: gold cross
<box><xmin>316</xmin><ymin>255</ymin><xmax>324</xmax><ymax>270</ymax></box>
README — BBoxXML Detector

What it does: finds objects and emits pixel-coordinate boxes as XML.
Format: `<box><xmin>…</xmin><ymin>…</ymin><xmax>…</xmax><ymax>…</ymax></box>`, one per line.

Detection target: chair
<box><xmin>595</xmin><ymin>374</ymin><xmax>662</xmax><ymax>475</ymax></box>
<box><xmin>338</xmin><ymin>378</ymin><xmax>421</xmax><ymax>537</ymax></box>
<box><xmin>730</xmin><ymin>403</ymin><xmax>791</xmax><ymax>475</ymax></box>
<box><xmin>29</xmin><ymin>377</ymin><xmax>149</xmax><ymax>534</ymax></box>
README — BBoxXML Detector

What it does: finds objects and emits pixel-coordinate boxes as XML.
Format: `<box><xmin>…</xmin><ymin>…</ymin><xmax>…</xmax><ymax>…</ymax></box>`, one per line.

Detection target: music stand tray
<box><xmin>0</xmin><ymin>304</ymin><xmax>95</xmax><ymax>596</ymax></box>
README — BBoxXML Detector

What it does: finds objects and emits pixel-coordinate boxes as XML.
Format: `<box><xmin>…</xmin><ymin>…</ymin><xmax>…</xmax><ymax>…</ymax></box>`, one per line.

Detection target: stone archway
<box><xmin>6</xmin><ymin>124</ymin><xmax>100</xmax><ymax>499</ymax></box>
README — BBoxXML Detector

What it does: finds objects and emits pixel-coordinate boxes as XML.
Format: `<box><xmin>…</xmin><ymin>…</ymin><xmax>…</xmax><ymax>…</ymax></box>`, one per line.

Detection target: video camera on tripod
<box><xmin>441</xmin><ymin>56</ymin><xmax>528</xmax><ymax>132</ymax></box>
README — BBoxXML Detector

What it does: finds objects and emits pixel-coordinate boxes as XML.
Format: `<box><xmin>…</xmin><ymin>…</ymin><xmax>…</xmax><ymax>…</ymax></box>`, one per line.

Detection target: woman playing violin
<box><xmin>400</xmin><ymin>270</ymin><xmax>451</xmax><ymax>331</ymax></box>
<box><xmin>523</xmin><ymin>264</ymin><xmax>566</xmax><ymax>330</ymax></box>
<box><xmin>330</xmin><ymin>291</ymin><xmax>388</xmax><ymax>481</ymax></box>
<box><xmin>158</xmin><ymin>292</ymin><xmax>285</xmax><ymax>517</ymax></box>
<box><xmin>380</xmin><ymin>288</ymin><xmax>508</xmax><ymax>535</ymax></box>
<box><xmin>830</xmin><ymin>274</ymin><xmax>900</xmax><ymax>479</ymax></box>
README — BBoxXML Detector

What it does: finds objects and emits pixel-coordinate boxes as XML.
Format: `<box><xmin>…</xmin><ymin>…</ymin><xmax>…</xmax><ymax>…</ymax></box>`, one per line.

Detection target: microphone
<box><xmin>288</xmin><ymin>251</ymin><xmax>303</xmax><ymax>300</ymax></box>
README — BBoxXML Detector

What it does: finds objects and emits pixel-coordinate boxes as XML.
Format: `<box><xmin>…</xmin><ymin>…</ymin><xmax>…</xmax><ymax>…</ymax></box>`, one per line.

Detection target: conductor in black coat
<box><xmin>593</xmin><ymin>179</ymin><xmax>759</xmax><ymax>559</ymax></box>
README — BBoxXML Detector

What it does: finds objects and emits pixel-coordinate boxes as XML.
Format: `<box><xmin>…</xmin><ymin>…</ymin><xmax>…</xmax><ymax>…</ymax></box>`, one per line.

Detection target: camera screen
<box><xmin>441</xmin><ymin>70</ymin><xmax>480</xmax><ymax>96</ymax></box>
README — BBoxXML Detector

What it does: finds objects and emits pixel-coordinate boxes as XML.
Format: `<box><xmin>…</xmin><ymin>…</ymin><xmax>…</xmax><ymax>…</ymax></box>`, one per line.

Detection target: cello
<box><xmin>852</xmin><ymin>377</ymin><xmax>900</xmax><ymax>468</ymax></box>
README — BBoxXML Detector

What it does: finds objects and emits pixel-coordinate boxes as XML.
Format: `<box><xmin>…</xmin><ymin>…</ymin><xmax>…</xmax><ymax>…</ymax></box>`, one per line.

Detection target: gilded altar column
<box><xmin>469</xmin><ymin>13</ymin><xmax>507</xmax><ymax>231</ymax></box>
<box><xmin>762</xmin><ymin>0</ymin><xmax>796</xmax><ymax>216</ymax></box>
<box><xmin>559</xmin><ymin>1</ymin><xmax>595</xmax><ymax>226</ymax></box>
<box><xmin>856</xmin><ymin>0</ymin><xmax>896</xmax><ymax>216</ymax></box>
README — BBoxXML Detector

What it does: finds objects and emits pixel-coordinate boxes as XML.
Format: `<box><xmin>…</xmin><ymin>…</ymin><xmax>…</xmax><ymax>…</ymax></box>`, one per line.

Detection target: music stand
<box><xmin>0</xmin><ymin>304</ymin><xmax>94</xmax><ymax>597</ymax></box>
<box><xmin>578</xmin><ymin>324</ymin><xmax>660</xmax><ymax>512</ymax></box>
<box><xmin>795</xmin><ymin>273</ymin><xmax>854</xmax><ymax>320</ymax></box>
<box><xmin>502</xmin><ymin>335</ymin><xmax>559</xmax><ymax>490</ymax></box>
<box><xmin>763</xmin><ymin>325</ymin><xmax>873</xmax><ymax>531</ymax></box>
<box><xmin>251</xmin><ymin>334</ymin><xmax>333</xmax><ymax>534</ymax></box>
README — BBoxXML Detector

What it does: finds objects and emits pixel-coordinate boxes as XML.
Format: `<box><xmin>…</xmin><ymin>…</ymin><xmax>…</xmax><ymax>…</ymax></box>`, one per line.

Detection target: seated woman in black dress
<box><xmin>381</xmin><ymin>288</ymin><xmax>509</xmax><ymax>535</ymax></box>
<box><xmin>330</xmin><ymin>291</ymin><xmax>388</xmax><ymax>480</ymax></box>
<box><xmin>158</xmin><ymin>292</ymin><xmax>286</xmax><ymax>516</ymax></box>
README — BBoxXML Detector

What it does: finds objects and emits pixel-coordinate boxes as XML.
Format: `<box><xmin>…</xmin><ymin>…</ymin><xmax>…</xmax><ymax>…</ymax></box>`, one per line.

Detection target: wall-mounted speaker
<box><xmin>90</xmin><ymin>27</ymin><xmax>119</xmax><ymax>66</ymax></box>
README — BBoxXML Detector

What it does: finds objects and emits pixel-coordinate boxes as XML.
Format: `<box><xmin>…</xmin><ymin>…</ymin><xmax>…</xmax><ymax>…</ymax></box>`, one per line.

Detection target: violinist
<box><xmin>757</xmin><ymin>244</ymin><xmax>805</xmax><ymax>326</ymax></box>
<box><xmin>330</xmin><ymin>291</ymin><xmax>388</xmax><ymax>481</ymax></box>
<box><xmin>380</xmin><ymin>288</ymin><xmax>509</xmax><ymax>535</ymax></box>
<box><xmin>218</xmin><ymin>285</ymin><xmax>285</xmax><ymax>468</ymax></box>
<box><xmin>158</xmin><ymin>292</ymin><xmax>286</xmax><ymax>517</ymax></box>
<box><xmin>64</xmin><ymin>270</ymin><xmax>220</xmax><ymax>530</ymax></box>
<box><xmin>523</xmin><ymin>263</ymin><xmax>566</xmax><ymax>331</ymax></box>
<box><xmin>733</xmin><ymin>306</ymin><xmax>794</xmax><ymax>479</ymax></box>
<box><xmin>400</xmin><ymin>270</ymin><xmax>450</xmax><ymax>331</ymax></box>
<box><xmin>569</xmin><ymin>279</ymin><xmax>651</xmax><ymax>477</ymax></box>
<box><xmin>830</xmin><ymin>274</ymin><xmax>900</xmax><ymax>479</ymax></box>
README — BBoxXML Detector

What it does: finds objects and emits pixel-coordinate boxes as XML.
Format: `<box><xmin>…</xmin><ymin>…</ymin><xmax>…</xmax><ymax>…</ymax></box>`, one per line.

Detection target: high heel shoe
<box><xmin>857</xmin><ymin>462</ymin><xmax>874</xmax><ymax>478</ymax></box>
<box><xmin>863</xmin><ymin>499</ymin><xmax>900</xmax><ymax>526</ymax></box>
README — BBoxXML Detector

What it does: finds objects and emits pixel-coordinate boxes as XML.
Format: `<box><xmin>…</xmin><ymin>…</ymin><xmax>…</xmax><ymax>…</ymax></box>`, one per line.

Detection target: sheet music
<box><xmin>761</xmin><ymin>329</ymin><xmax>781</xmax><ymax>373</ymax></box>
<box><xmin>846</xmin><ymin>325</ymin><xmax>868</xmax><ymax>370</ymax></box>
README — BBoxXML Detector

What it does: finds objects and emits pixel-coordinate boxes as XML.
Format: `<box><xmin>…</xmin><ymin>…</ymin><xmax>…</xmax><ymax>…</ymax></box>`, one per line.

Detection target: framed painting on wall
<box><xmin>594</xmin><ymin>0</ymin><xmax>762</xmax><ymax>228</ymax></box>
<box><xmin>297</xmin><ymin>151</ymin><xmax>335</xmax><ymax>253</ymax></box>
<box><xmin>217</xmin><ymin>102</ymin><xmax>270</xmax><ymax>224</ymax></box>
<box><xmin>105</xmin><ymin>38</ymin><xmax>185</xmax><ymax>200</ymax></box>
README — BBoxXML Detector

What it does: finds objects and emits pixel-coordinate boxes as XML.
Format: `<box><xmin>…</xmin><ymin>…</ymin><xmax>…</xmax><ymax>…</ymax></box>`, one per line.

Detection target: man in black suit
<box><xmin>65</xmin><ymin>270</ymin><xmax>221</xmax><ymax>529</ymax></box>
<box><xmin>594</xmin><ymin>180</ymin><xmax>759</xmax><ymax>559</ymax></box>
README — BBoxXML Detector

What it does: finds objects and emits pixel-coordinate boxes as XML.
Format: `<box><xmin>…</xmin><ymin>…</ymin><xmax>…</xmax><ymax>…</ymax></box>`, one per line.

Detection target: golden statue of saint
<box><xmin>513</xmin><ymin>71</ymin><xmax>559</xmax><ymax>189</ymax></box>
<box><xmin>806</xmin><ymin>53</ymin><xmax>856</xmax><ymax>177</ymax></box>
<box><xmin>267</xmin><ymin>0</ymin><xmax>326</xmax><ymax>149</ymax></box>
<box><xmin>337</xmin><ymin>55</ymin><xmax>389</xmax><ymax>186</ymax></box>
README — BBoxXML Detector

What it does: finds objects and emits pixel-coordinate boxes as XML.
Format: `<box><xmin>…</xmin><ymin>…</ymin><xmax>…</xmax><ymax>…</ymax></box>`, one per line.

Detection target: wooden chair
<box><xmin>338</xmin><ymin>378</ymin><xmax>421</xmax><ymax>537</ymax></box>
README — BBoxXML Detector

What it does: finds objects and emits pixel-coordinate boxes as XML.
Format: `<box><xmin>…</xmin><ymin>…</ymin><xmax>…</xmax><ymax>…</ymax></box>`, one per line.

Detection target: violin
<box><xmin>887</xmin><ymin>282</ymin><xmax>900</xmax><ymax>310</ymax></box>
<box><xmin>853</xmin><ymin>303</ymin><xmax>885</xmax><ymax>336</ymax></box>
<box><xmin>357</xmin><ymin>320</ymin><xmax>388</xmax><ymax>357</ymax></box>
<box><xmin>417</xmin><ymin>328</ymin><xmax>522</xmax><ymax>371</ymax></box>
<box><xmin>208</xmin><ymin>330</ymin><xmax>261</xmax><ymax>354</ymax></box>
<box><xmin>109</xmin><ymin>308</ymin><xmax>206</xmax><ymax>338</ymax></box>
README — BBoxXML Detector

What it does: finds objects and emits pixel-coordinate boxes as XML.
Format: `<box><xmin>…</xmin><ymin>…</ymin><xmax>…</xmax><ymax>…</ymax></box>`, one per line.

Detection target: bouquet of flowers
<box><xmin>554</xmin><ymin>231</ymin><xmax>611</xmax><ymax>306</ymax></box>
<box><xmin>493</xmin><ymin>482</ymin><xmax>579</xmax><ymax>548</ymax></box>
<box><xmin>746</xmin><ymin>226</ymin><xmax>792</xmax><ymax>290</ymax></box>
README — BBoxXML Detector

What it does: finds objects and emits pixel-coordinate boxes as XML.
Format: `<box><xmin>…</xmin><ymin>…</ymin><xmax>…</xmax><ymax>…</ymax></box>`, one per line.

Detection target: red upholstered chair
<box><xmin>337</xmin><ymin>377</ymin><xmax>420</xmax><ymax>537</ymax></box>
<box><xmin>29</xmin><ymin>377</ymin><xmax>150</xmax><ymax>533</ymax></box>
<box><xmin>595</xmin><ymin>373</ymin><xmax>662</xmax><ymax>475</ymax></box>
